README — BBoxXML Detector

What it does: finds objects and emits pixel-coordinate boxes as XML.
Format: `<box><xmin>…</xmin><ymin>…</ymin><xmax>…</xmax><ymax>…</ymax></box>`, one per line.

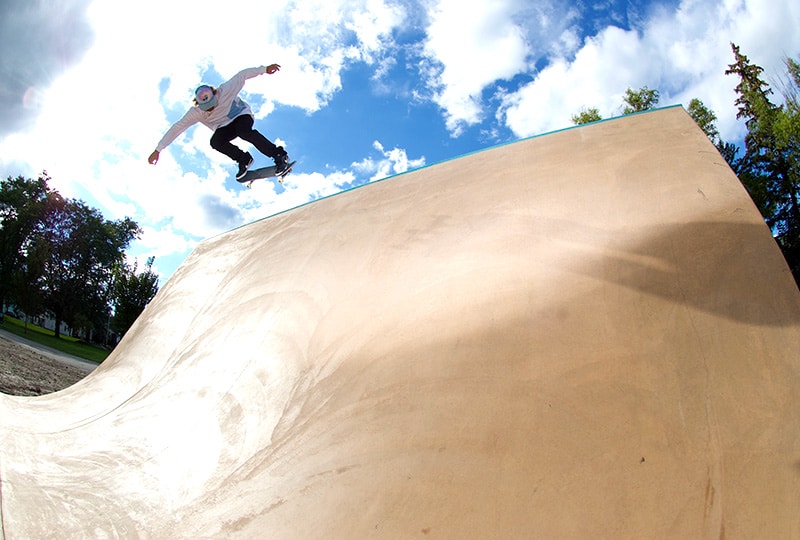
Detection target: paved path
<box><xmin>0</xmin><ymin>327</ymin><xmax>98</xmax><ymax>372</ymax></box>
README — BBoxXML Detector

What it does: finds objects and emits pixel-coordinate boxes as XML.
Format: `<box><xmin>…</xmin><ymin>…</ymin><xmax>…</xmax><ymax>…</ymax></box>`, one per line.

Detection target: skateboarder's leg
<box><xmin>210</xmin><ymin>122</ymin><xmax>250</xmax><ymax>164</ymax></box>
<box><xmin>231</xmin><ymin>115</ymin><xmax>281</xmax><ymax>159</ymax></box>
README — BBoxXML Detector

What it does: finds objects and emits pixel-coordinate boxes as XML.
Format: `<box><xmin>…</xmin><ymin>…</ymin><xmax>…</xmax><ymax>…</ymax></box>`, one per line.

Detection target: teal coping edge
<box><xmin>216</xmin><ymin>104</ymin><xmax>686</xmax><ymax>238</ymax></box>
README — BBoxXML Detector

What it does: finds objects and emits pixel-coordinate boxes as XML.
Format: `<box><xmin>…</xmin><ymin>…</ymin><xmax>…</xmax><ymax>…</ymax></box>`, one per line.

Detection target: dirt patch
<box><xmin>0</xmin><ymin>336</ymin><xmax>92</xmax><ymax>396</ymax></box>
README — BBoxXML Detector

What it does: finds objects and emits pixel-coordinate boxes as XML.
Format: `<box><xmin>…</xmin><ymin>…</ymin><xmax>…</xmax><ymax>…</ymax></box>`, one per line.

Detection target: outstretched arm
<box><xmin>147</xmin><ymin>108</ymin><xmax>201</xmax><ymax>164</ymax></box>
<box><xmin>223</xmin><ymin>64</ymin><xmax>282</xmax><ymax>96</ymax></box>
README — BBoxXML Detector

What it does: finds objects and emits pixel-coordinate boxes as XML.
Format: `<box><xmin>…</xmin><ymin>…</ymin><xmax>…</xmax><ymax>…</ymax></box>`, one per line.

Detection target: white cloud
<box><xmin>419</xmin><ymin>0</ymin><xmax>585</xmax><ymax>136</ymax></box>
<box><xmin>229</xmin><ymin>169</ymin><xmax>358</xmax><ymax>225</ymax></box>
<box><xmin>420</xmin><ymin>0</ymin><xmax>530</xmax><ymax>135</ymax></box>
<box><xmin>500</xmin><ymin>26</ymin><xmax>645</xmax><ymax>137</ymax></box>
<box><xmin>352</xmin><ymin>141</ymin><xmax>426</xmax><ymax>181</ymax></box>
<box><xmin>347</xmin><ymin>0</ymin><xmax>408</xmax><ymax>61</ymax></box>
<box><xmin>134</xmin><ymin>223</ymin><xmax>199</xmax><ymax>261</ymax></box>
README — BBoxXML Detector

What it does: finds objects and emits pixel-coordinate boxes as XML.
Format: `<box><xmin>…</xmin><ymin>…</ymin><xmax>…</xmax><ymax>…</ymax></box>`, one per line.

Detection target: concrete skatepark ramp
<box><xmin>1</xmin><ymin>106</ymin><xmax>799</xmax><ymax>538</ymax></box>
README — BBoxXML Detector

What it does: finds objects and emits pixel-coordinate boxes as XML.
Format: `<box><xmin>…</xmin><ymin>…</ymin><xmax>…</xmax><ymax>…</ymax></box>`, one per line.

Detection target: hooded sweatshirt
<box><xmin>155</xmin><ymin>66</ymin><xmax>269</xmax><ymax>152</ymax></box>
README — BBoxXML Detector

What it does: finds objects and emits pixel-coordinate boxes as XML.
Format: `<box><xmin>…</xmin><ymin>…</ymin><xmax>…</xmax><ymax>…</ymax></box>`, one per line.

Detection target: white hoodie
<box><xmin>155</xmin><ymin>66</ymin><xmax>269</xmax><ymax>152</ymax></box>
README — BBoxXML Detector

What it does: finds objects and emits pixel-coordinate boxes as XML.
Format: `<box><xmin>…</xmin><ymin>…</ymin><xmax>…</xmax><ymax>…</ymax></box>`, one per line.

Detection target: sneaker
<box><xmin>236</xmin><ymin>153</ymin><xmax>254</xmax><ymax>180</ymax></box>
<box><xmin>274</xmin><ymin>148</ymin><xmax>290</xmax><ymax>175</ymax></box>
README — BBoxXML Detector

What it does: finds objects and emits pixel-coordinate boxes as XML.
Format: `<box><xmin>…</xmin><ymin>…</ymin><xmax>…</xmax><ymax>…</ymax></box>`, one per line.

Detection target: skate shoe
<box><xmin>236</xmin><ymin>153</ymin><xmax>254</xmax><ymax>180</ymax></box>
<box><xmin>274</xmin><ymin>148</ymin><xmax>290</xmax><ymax>175</ymax></box>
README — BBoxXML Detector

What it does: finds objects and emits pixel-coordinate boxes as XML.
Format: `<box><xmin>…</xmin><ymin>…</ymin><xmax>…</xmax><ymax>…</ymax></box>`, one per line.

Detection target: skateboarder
<box><xmin>148</xmin><ymin>64</ymin><xmax>290</xmax><ymax>180</ymax></box>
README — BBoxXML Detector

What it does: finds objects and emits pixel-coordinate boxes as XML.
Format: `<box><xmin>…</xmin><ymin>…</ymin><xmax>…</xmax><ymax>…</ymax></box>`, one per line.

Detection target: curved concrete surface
<box><xmin>1</xmin><ymin>107</ymin><xmax>799</xmax><ymax>538</ymax></box>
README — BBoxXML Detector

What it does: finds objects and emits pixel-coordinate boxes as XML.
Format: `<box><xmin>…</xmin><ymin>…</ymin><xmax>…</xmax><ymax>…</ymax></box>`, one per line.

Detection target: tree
<box><xmin>570</xmin><ymin>86</ymin><xmax>661</xmax><ymax>126</ymax></box>
<box><xmin>0</xmin><ymin>174</ymin><xmax>52</xmax><ymax>314</ymax></box>
<box><xmin>111</xmin><ymin>256</ymin><xmax>160</xmax><ymax>338</ymax></box>
<box><xmin>39</xmin><ymin>195</ymin><xmax>141</xmax><ymax>338</ymax></box>
<box><xmin>684</xmin><ymin>97</ymin><xmax>751</xmax><ymax>177</ymax></box>
<box><xmin>571</xmin><ymin>107</ymin><xmax>602</xmax><ymax>125</ymax></box>
<box><xmin>1</xmin><ymin>173</ymin><xmax>152</xmax><ymax>339</ymax></box>
<box><xmin>12</xmin><ymin>234</ymin><xmax>49</xmax><ymax>331</ymax></box>
<box><xmin>726</xmin><ymin>43</ymin><xmax>800</xmax><ymax>285</ymax></box>
<box><xmin>621</xmin><ymin>86</ymin><xmax>660</xmax><ymax>114</ymax></box>
<box><xmin>687</xmin><ymin>98</ymin><xmax>720</xmax><ymax>143</ymax></box>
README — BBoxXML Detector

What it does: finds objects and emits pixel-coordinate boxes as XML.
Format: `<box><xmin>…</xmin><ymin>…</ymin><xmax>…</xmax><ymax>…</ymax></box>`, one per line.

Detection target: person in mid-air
<box><xmin>148</xmin><ymin>63</ymin><xmax>290</xmax><ymax>180</ymax></box>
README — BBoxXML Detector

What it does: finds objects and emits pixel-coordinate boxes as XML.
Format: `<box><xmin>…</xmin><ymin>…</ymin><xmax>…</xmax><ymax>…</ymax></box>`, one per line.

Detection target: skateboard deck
<box><xmin>237</xmin><ymin>161</ymin><xmax>297</xmax><ymax>187</ymax></box>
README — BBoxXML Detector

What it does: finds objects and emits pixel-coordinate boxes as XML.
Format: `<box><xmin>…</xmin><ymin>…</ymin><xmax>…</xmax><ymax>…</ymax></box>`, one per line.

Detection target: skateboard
<box><xmin>237</xmin><ymin>161</ymin><xmax>297</xmax><ymax>187</ymax></box>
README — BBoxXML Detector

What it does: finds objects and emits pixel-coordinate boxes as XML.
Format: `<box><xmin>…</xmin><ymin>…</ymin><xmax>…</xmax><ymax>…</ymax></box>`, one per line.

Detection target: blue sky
<box><xmin>1</xmin><ymin>0</ymin><xmax>798</xmax><ymax>284</ymax></box>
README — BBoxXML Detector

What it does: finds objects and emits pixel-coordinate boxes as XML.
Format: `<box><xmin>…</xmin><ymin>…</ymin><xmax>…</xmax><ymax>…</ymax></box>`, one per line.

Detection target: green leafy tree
<box><xmin>12</xmin><ymin>234</ymin><xmax>49</xmax><ymax>331</ymax></box>
<box><xmin>570</xmin><ymin>86</ymin><xmax>660</xmax><ymax>126</ymax></box>
<box><xmin>39</xmin><ymin>195</ymin><xmax>141</xmax><ymax>338</ymax></box>
<box><xmin>571</xmin><ymin>107</ymin><xmax>602</xmax><ymax>125</ymax></box>
<box><xmin>0</xmin><ymin>174</ymin><xmax>53</xmax><ymax>314</ymax></box>
<box><xmin>111</xmin><ymin>256</ymin><xmax>160</xmax><ymax>338</ymax></box>
<box><xmin>726</xmin><ymin>43</ymin><xmax>800</xmax><ymax>284</ymax></box>
<box><xmin>685</xmin><ymin>97</ymin><xmax>751</xmax><ymax>177</ymax></box>
<box><xmin>687</xmin><ymin>98</ymin><xmax>720</xmax><ymax>143</ymax></box>
<box><xmin>621</xmin><ymin>86</ymin><xmax>660</xmax><ymax>114</ymax></box>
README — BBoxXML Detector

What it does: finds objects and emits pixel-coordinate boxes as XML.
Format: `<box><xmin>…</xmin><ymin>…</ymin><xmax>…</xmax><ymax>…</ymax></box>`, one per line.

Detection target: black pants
<box><xmin>210</xmin><ymin>114</ymin><xmax>279</xmax><ymax>164</ymax></box>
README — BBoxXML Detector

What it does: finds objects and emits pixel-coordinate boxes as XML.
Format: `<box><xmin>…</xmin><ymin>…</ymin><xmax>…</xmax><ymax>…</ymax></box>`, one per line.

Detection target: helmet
<box><xmin>194</xmin><ymin>85</ymin><xmax>217</xmax><ymax>111</ymax></box>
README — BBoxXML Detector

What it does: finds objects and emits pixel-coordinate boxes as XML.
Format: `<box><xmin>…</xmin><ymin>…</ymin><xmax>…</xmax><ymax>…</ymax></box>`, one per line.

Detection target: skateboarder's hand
<box><xmin>148</xmin><ymin>150</ymin><xmax>159</xmax><ymax>165</ymax></box>
<box><xmin>266</xmin><ymin>64</ymin><xmax>281</xmax><ymax>74</ymax></box>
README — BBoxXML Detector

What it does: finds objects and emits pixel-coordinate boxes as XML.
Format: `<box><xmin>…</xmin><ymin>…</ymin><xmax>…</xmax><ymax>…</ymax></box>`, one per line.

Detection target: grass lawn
<box><xmin>0</xmin><ymin>315</ymin><xmax>108</xmax><ymax>364</ymax></box>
